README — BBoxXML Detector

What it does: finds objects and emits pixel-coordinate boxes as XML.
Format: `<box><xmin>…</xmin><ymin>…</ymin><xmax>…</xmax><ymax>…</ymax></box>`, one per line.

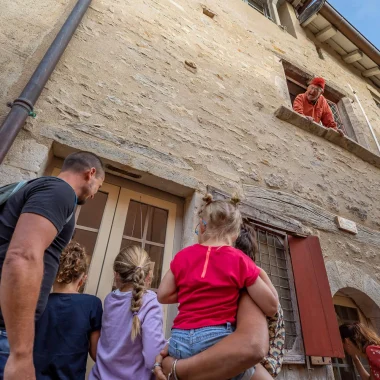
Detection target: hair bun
<box><xmin>230</xmin><ymin>195</ymin><xmax>241</xmax><ymax>206</ymax></box>
<box><xmin>202</xmin><ymin>193</ymin><xmax>213</xmax><ymax>205</ymax></box>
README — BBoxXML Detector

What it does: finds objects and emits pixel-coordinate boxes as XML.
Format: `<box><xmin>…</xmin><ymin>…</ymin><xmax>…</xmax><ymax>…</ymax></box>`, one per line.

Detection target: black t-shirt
<box><xmin>0</xmin><ymin>177</ymin><xmax>76</xmax><ymax>328</ymax></box>
<box><xmin>34</xmin><ymin>293</ymin><xmax>103</xmax><ymax>380</ymax></box>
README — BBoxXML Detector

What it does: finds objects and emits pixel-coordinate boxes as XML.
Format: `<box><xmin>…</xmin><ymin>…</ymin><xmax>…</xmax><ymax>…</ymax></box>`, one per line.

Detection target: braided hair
<box><xmin>113</xmin><ymin>246</ymin><xmax>152</xmax><ymax>341</ymax></box>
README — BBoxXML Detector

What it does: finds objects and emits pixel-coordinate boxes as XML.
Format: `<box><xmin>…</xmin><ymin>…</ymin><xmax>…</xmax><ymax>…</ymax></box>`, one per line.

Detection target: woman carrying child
<box><xmin>158</xmin><ymin>194</ymin><xmax>279</xmax><ymax>379</ymax></box>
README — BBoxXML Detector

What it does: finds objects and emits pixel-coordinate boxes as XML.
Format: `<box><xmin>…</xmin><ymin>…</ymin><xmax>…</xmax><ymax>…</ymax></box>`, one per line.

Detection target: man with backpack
<box><xmin>0</xmin><ymin>151</ymin><xmax>104</xmax><ymax>380</ymax></box>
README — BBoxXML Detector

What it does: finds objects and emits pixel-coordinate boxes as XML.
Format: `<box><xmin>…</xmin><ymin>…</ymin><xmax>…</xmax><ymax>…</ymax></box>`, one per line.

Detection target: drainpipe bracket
<box><xmin>7</xmin><ymin>98</ymin><xmax>36</xmax><ymax>118</ymax></box>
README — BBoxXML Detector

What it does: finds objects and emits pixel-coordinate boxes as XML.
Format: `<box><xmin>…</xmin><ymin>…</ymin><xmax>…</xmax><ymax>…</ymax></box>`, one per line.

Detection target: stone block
<box><xmin>0</xmin><ymin>164</ymin><xmax>36</xmax><ymax>186</ymax></box>
<box><xmin>4</xmin><ymin>138</ymin><xmax>49</xmax><ymax>173</ymax></box>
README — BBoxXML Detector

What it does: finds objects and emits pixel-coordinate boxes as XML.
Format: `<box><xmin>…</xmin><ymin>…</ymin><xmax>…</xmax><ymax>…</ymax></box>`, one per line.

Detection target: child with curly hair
<box><xmin>34</xmin><ymin>242</ymin><xmax>103</xmax><ymax>380</ymax></box>
<box><xmin>158</xmin><ymin>194</ymin><xmax>279</xmax><ymax>380</ymax></box>
<box><xmin>90</xmin><ymin>245</ymin><xmax>166</xmax><ymax>380</ymax></box>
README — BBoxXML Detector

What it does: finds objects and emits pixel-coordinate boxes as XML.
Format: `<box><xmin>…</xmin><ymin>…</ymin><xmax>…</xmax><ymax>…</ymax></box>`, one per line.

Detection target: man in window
<box><xmin>293</xmin><ymin>77</ymin><xmax>344</xmax><ymax>136</ymax></box>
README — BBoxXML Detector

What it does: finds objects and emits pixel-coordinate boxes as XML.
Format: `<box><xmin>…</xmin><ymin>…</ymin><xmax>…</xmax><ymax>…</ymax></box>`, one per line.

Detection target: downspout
<box><xmin>0</xmin><ymin>0</ymin><xmax>92</xmax><ymax>164</ymax></box>
<box><xmin>347</xmin><ymin>83</ymin><xmax>380</xmax><ymax>154</ymax></box>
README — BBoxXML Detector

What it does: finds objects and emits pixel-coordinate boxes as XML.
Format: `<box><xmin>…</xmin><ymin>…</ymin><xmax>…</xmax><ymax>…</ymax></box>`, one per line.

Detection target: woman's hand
<box><xmin>154</xmin><ymin>345</ymin><xmax>175</xmax><ymax>380</ymax></box>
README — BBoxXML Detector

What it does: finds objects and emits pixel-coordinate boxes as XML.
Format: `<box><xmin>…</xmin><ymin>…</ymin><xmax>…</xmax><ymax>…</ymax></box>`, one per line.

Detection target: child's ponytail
<box><xmin>113</xmin><ymin>245</ymin><xmax>152</xmax><ymax>342</ymax></box>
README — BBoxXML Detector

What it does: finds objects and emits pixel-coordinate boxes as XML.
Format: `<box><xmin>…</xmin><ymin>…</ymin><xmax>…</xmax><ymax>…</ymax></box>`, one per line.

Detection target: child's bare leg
<box><xmin>250</xmin><ymin>363</ymin><xmax>273</xmax><ymax>380</ymax></box>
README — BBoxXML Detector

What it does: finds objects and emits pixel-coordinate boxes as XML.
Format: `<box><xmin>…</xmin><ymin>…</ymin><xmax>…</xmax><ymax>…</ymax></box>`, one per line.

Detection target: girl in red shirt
<box><xmin>158</xmin><ymin>194</ymin><xmax>279</xmax><ymax>380</ymax></box>
<box><xmin>340</xmin><ymin>323</ymin><xmax>380</xmax><ymax>379</ymax></box>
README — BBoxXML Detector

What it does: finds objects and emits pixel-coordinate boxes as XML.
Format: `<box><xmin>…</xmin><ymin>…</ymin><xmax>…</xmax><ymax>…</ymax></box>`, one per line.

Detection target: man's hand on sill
<box><xmin>337</xmin><ymin>129</ymin><xmax>345</xmax><ymax>137</ymax></box>
<box><xmin>303</xmin><ymin>115</ymin><xmax>345</xmax><ymax>137</ymax></box>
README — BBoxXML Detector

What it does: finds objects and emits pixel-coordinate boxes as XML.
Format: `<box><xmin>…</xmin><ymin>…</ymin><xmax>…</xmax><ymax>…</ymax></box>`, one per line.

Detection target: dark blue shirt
<box><xmin>34</xmin><ymin>293</ymin><xmax>103</xmax><ymax>380</ymax></box>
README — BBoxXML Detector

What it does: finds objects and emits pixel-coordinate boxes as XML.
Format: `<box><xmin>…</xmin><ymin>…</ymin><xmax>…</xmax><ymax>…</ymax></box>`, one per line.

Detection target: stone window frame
<box><xmin>370</xmin><ymin>90</ymin><xmax>380</xmax><ymax>110</ymax></box>
<box><xmin>243</xmin><ymin>0</ymin><xmax>272</xmax><ymax>21</ymax></box>
<box><xmin>281</xmin><ymin>60</ymin><xmax>369</xmax><ymax>148</ymax></box>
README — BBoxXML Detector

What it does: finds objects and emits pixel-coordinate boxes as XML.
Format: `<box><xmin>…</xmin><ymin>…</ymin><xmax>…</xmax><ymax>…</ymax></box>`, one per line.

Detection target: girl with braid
<box><xmin>90</xmin><ymin>246</ymin><xmax>166</xmax><ymax>380</ymax></box>
<box><xmin>158</xmin><ymin>194</ymin><xmax>279</xmax><ymax>380</ymax></box>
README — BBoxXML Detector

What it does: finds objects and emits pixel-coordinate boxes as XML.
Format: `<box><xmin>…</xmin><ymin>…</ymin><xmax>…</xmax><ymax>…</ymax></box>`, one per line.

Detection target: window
<box><xmin>285</xmin><ymin>75</ymin><xmax>346</xmax><ymax>134</ymax></box>
<box><xmin>282</xmin><ymin>61</ymin><xmax>359</xmax><ymax>141</ymax></box>
<box><xmin>254</xmin><ymin>227</ymin><xmax>298</xmax><ymax>350</ymax></box>
<box><xmin>242</xmin><ymin>0</ymin><xmax>273</xmax><ymax>22</ymax></box>
<box><xmin>243</xmin><ymin>221</ymin><xmax>304</xmax><ymax>362</ymax></box>
<box><xmin>121</xmin><ymin>200</ymin><xmax>169</xmax><ymax>289</ymax></box>
<box><xmin>327</xmin><ymin>99</ymin><xmax>345</xmax><ymax>132</ymax></box>
<box><xmin>332</xmin><ymin>296</ymin><xmax>371</xmax><ymax>380</ymax></box>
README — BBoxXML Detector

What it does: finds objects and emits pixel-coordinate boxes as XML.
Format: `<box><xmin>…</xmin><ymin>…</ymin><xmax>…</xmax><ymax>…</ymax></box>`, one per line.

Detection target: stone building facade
<box><xmin>1</xmin><ymin>0</ymin><xmax>380</xmax><ymax>378</ymax></box>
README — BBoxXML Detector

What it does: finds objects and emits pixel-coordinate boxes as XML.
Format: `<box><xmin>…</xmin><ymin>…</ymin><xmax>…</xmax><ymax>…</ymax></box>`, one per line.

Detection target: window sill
<box><xmin>275</xmin><ymin>106</ymin><xmax>380</xmax><ymax>170</ymax></box>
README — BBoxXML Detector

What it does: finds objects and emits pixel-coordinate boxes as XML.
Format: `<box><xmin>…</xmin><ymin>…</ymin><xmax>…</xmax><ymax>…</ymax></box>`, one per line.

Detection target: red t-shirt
<box><xmin>366</xmin><ymin>345</ymin><xmax>380</xmax><ymax>379</ymax></box>
<box><xmin>171</xmin><ymin>244</ymin><xmax>260</xmax><ymax>329</ymax></box>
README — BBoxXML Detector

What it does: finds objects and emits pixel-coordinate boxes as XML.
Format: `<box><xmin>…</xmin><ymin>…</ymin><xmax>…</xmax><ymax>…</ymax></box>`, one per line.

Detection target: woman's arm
<box><xmin>157</xmin><ymin>270</ymin><xmax>178</xmax><ymax>304</ymax></box>
<box><xmin>155</xmin><ymin>292</ymin><xmax>269</xmax><ymax>380</ymax></box>
<box><xmin>352</xmin><ymin>355</ymin><xmax>371</xmax><ymax>380</ymax></box>
<box><xmin>89</xmin><ymin>330</ymin><xmax>100</xmax><ymax>361</ymax></box>
<box><xmin>246</xmin><ymin>277</ymin><xmax>278</xmax><ymax>317</ymax></box>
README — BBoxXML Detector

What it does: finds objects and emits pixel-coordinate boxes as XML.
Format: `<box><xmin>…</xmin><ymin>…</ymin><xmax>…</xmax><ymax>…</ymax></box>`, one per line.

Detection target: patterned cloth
<box><xmin>366</xmin><ymin>345</ymin><xmax>380</xmax><ymax>379</ymax></box>
<box><xmin>261</xmin><ymin>304</ymin><xmax>285</xmax><ymax>378</ymax></box>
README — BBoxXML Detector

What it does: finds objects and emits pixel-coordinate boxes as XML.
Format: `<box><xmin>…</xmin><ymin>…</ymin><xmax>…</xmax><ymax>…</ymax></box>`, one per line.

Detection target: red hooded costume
<box><xmin>293</xmin><ymin>77</ymin><xmax>337</xmax><ymax>130</ymax></box>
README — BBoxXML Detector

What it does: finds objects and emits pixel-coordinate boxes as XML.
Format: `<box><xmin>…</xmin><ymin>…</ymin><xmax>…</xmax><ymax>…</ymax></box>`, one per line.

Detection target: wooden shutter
<box><xmin>288</xmin><ymin>235</ymin><xmax>345</xmax><ymax>358</ymax></box>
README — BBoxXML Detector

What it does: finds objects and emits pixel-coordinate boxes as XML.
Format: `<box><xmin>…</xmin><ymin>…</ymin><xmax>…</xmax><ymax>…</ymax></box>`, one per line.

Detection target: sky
<box><xmin>328</xmin><ymin>0</ymin><xmax>380</xmax><ymax>50</ymax></box>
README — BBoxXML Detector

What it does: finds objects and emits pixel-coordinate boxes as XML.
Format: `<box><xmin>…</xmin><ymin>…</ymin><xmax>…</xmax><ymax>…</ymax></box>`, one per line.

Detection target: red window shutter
<box><xmin>288</xmin><ymin>235</ymin><xmax>345</xmax><ymax>358</ymax></box>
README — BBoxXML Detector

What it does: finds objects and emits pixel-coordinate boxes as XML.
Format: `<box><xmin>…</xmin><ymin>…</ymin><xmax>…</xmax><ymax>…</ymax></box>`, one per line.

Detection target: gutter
<box><xmin>319</xmin><ymin>3</ymin><xmax>380</xmax><ymax>66</ymax></box>
<box><xmin>0</xmin><ymin>0</ymin><xmax>92</xmax><ymax>164</ymax></box>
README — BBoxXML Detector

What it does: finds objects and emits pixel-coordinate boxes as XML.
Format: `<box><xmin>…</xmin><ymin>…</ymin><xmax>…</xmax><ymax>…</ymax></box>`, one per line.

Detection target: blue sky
<box><xmin>328</xmin><ymin>0</ymin><xmax>380</xmax><ymax>50</ymax></box>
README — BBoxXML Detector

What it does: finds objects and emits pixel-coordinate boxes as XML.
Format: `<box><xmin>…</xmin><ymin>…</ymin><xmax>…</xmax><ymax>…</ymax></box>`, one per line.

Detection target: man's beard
<box><xmin>77</xmin><ymin>197</ymin><xmax>87</xmax><ymax>205</ymax></box>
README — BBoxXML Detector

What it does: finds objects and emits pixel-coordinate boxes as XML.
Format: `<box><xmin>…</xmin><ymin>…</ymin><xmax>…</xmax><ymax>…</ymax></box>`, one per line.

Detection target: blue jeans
<box><xmin>169</xmin><ymin>323</ymin><xmax>248</xmax><ymax>380</ymax></box>
<box><xmin>0</xmin><ymin>330</ymin><xmax>10</xmax><ymax>379</ymax></box>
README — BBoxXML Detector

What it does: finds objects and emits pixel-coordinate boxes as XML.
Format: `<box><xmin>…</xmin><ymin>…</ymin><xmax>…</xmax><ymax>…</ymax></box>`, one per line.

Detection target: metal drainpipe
<box><xmin>348</xmin><ymin>83</ymin><xmax>380</xmax><ymax>154</ymax></box>
<box><xmin>0</xmin><ymin>0</ymin><xmax>92</xmax><ymax>164</ymax></box>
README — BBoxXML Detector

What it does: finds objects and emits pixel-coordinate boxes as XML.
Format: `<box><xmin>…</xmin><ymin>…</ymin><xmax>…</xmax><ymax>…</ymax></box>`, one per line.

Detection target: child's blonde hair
<box><xmin>198</xmin><ymin>193</ymin><xmax>242</xmax><ymax>245</ymax></box>
<box><xmin>113</xmin><ymin>246</ymin><xmax>152</xmax><ymax>341</ymax></box>
<box><xmin>56</xmin><ymin>241</ymin><xmax>87</xmax><ymax>284</ymax></box>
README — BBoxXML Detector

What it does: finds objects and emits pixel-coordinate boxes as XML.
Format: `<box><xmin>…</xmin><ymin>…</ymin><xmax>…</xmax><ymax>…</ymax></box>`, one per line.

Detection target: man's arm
<box><xmin>322</xmin><ymin>100</ymin><xmax>338</xmax><ymax>130</ymax></box>
<box><xmin>293</xmin><ymin>94</ymin><xmax>305</xmax><ymax>115</ymax></box>
<box><xmin>156</xmin><ymin>292</ymin><xmax>269</xmax><ymax>380</ymax></box>
<box><xmin>1</xmin><ymin>214</ymin><xmax>58</xmax><ymax>380</ymax></box>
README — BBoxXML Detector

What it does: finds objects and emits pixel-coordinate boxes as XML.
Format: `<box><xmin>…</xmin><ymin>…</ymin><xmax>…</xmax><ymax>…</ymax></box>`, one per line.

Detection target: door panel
<box><xmin>96</xmin><ymin>188</ymin><xmax>176</xmax><ymax>301</ymax></box>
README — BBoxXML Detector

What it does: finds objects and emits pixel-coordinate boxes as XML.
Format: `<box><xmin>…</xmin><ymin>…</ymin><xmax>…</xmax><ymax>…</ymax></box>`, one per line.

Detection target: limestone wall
<box><xmin>1</xmin><ymin>1</ymin><xmax>380</xmax><ymax>376</ymax></box>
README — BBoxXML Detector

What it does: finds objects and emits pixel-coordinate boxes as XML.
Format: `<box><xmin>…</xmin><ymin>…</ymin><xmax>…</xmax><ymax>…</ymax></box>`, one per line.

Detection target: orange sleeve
<box><xmin>321</xmin><ymin>99</ymin><xmax>337</xmax><ymax>129</ymax></box>
<box><xmin>293</xmin><ymin>94</ymin><xmax>305</xmax><ymax>115</ymax></box>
